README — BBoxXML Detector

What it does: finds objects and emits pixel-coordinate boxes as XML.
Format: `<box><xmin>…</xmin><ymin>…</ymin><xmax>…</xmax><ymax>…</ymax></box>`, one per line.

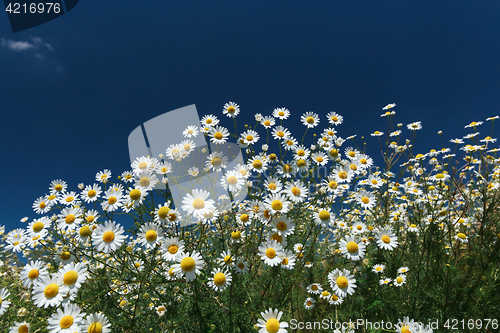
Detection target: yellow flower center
<box><xmin>331</xmin><ymin>116</ymin><xmax>338</xmax><ymax>122</ymax></box>
<box><xmin>65</xmin><ymin>196</ymin><xmax>74</xmax><ymax>202</ymax></box>
<box><xmin>87</xmin><ymin>322</ymin><xmax>103</xmax><ymax>333</ymax></box>
<box><xmin>64</xmin><ymin>214</ymin><xmax>76</xmax><ymax>224</ymax></box>
<box><xmin>158</xmin><ymin>207</ymin><xmax>171</xmax><ymax>219</ymax></box>
<box><xmin>319</xmin><ymin>210</ymin><xmax>330</xmax><ymax>221</ymax></box>
<box><xmin>44</xmin><ymin>283</ymin><xmax>59</xmax><ymax>298</ymax></box>
<box><xmin>231</xmin><ymin>231</ymin><xmax>241</xmax><ymax>239</ymax></box>
<box><xmin>264</xmin><ymin>120</ymin><xmax>271</xmax><ymax>126</ymax></box>
<box><xmin>135</xmin><ymin>262</ymin><xmax>141</xmax><ymax>268</ymax></box>
<box><xmin>252</xmin><ymin>160</ymin><xmax>263</xmax><ymax>169</ymax></box>
<box><xmin>266</xmin><ymin>318</ymin><xmax>280</xmax><ymax>333</ymax></box>
<box><xmin>168</xmin><ymin>245</ymin><xmax>178</xmax><ymax>254</ymax></box>
<box><xmin>192</xmin><ymin>198</ymin><xmax>205</xmax><ymax>209</ymax></box>
<box><xmin>227</xmin><ymin>106</ymin><xmax>236</xmax><ymax>113</ymax></box>
<box><xmin>410</xmin><ymin>224</ymin><xmax>417</xmax><ymax>228</ymax></box>
<box><xmin>145</xmin><ymin>230</ymin><xmax>157</xmax><ymax>242</ymax></box>
<box><xmin>271</xmin><ymin>233</ymin><xmax>282</xmax><ymax>243</ymax></box>
<box><xmin>291</xmin><ymin>187</ymin><xmax>301</xmax><ymax>196</ymax></box>
<box><xmin>277</xmin><ymin>131</ymin><xmax>285</xmax><ymax>137</ymax></box>
<box><xmin>316</xmin><ymin>156</ymin><xmax>324</xmax><ymax>163</ymax></box>
<box><xmin>297</xmin><ymin>159</ymin><xmax>306</xmax><ymax>167</ymax></box>
<box><xmin>55</xmin><ymin>184</ymin><xmax>63</xmax><ymax>191</ymax></box>
<box><xmin>140</xmin><ymin>177</ymin><xmax>150</xmax><ymax>187</ymax></box>
<box><xmin>311</xmin><ymin>285</ymin><xmax>318</xmax><ymax>290</ymax></box>
<box><xmin>381</xmin><ymin>235</ymin><xmax>391</xmax><ymax>244</ymax></box>
<box><xmin>281</xmin><ymin>257</ymin><xmax>289</xmax><ymax>265</ymax></box>
<box><xmin>375</xmin><ymin>267</ymin><xmax>382</xmax><ymax>271</ymax></box>
<box><xmin>346</xmin><ymin>242</ymin><xmax>359</xmax><ymax>253</ymax></box>
<box><xmin>48</xmin><ymin>194</ymin><xmax>56</xmax><ymax>200</ymax></box>
<box><xmin>103</xmin><ymin>231</ymin><xmax>115</xmax><ymax>243</ymax></box>
<box><xmin>322</xmin><ymin>291</ymin><xmax>329</xmax><ymax>297</ymax></box>
<box><xmin>266</xmin><ymin>248</ymin><xmax>276</xmax><ymax>258</ymax></box>
<box><xmin>268</xmin><ymin>183</ymin><xmax>277</xmax><ymax>190</ymax></box>
<box><xmin>278</xmin><ymin>111</ymin><xmax>285</xmax><ymax>116</ymax></box>
<box><xmin>240</xmin><ymin>214</ymin><xmax>249</xmax><ymax>222</ymax></box>
<box><xmin>168</xmin><ymin>267</ymin><xmax>175</xmax><ymax>277</ymax></box>
<box><xmin>350</xmin><ymin>164</ymin><xmax>357</xmax><ymax>171</ymax></box>
<box><xmin>396</xmin><ymin>277</ymin><xmax>404</xmax><ymax>284</ymax></box>
<box><xmin>28</xmin><ymin>268</ymin><xmax>39</xmax><ymax>279</ymax></box>
<box><xmin>63</xmin><ymin>271</ymin><xmax>79</xmax><ymax>285</ymax></box>
<box><xmin>306</xmin><ymin>116</ymin><xmax>315</xmax><ymax>124</ymax></box>
<box><xmin>371</xmin><ymin>179</ymin><xmax>378</xmax><ymax>185</ymax></box>
<box><xmin>107</xmin><ymin>196</ymin><xmax>117</xmax><ymax>204</ymax></box>
<box><xmin>276</xmin><ymin>221</ymin><xmax>287</xmax><ymax>231</ymax></box>
<box><xmin>297</xmin><ymin>149</ymin><xmax>305</xmax><ymax>156</ymax></box>
<box><xmin>183</xmin><ymin>144</ymin><xmax>191</xmax><ymax>151</ymax></box>
<box><xmin>211</xmin><ymin>156</ymin><xmax>222</xmax><ymax>166</ymax></box>
<box><xmin>271</xmin><ymin>200</ymin><xmax>283</xmax><ymax>211</ymax></box>
<box><xmin>129</xmin><ymin>189</ymin><xmax>142</xmax><ymax>201</ymax></box>
<box><xmin>79</xmin><ymin>226</ymin><xmax>92</xmax><ymax>238</ymax></box>
<box><xmin>283</xmin><ymin>164</ymin><xmax>292</xmax><ymax>173</ymax></box>
<box><xmin>224</xmin><ymin>255</ymin><xmax>232</xmax><ymax>264</ymax></box>
<box><xmin>338</xmin><ymin>171</ymin><xmax>348</xmax><ymax>179</ymax></box>
<box><xmin>227</xmin><ymin>176</ymin><xmax>238</xmax><ymax>184</ymax></box>
<box><xmin>32</xmin><ymin>222</ymin><xmax>45</xmax><ymax>232</ymax></box>
<box><xmin>39</xmin><ymin>201</ymin><xmax>46</xmax><ymax>208</ymax></box>
<box><xmin>401</xmin><ymin>326</ymin><xmax>411</xmax><ymax>333</ymax></box>
<box><xmin>246</xmin><ymin>135</ymin><xmax>254</xmax><ymax>142</ymax></box>
<box><xmin>138</xmin><ymin>162</ymin><xmax>148</xmax><ymax>169</ymax></box>
<box><xmin>180</xmin><ymin>257</ymin><xmax>196</xmax><ymax>272</ymax></box>
<box><xmin>214</xmin><ymin>132</ymin><xmax>223</xmax><ymax>140</ymax></box>
<box><xmin>348</xmin><ymin>151</ymin><xmax>356</xmax><ymax>158</ymax></box>
<box><xmin>206</xmin><ymin>118</ymin><xmax>213</xmax><ymax>124</ymax></box>
<box><xmin>60</xmin><ymin>251</ymin><xmax>71</xmax><ymax>260</ymax></box>
<box><xmin>360</xmin><ymin>158</ymin><xmax>367</xmax><ymax>164</ymax></box>
<box><xmin>60</xmin><ymin>315</ymin><xmax>74</xmax><ymax>329</ymax></box>
<box><xmin>214</xmin><ymin>272</ymin><xmax>226</xmax><ymax>286</ymax></box>
<box><xmin>18</xmin><ymin>325</ymin><xmax>29</xmax><ymax>333</ymax></box>
<box><xmin>361</xmin><ymin>197</ymin><xmax>370</xmax><ymax>204</ymax></box>
<box><xmin>337</xmin><ymin>276</ymin><xmax>348</xmax><ymax>289</ymax></box>
<box><xmin>457</xmin><ymin>233</ymin><xmax>466</xmax><ymax>239</ymax></box>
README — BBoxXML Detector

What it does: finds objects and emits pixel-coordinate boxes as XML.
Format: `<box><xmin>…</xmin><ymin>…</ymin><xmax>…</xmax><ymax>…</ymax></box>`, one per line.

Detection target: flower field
<box><xmin>1</xmin><ymin>103</ymin><xmax>500</xmax><ymax>333</ymax></box>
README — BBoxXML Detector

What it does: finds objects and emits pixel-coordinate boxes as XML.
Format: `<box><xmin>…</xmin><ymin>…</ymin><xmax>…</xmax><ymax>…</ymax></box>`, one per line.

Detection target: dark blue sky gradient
<box><xmin>1</xmin><ymin>0</ymin><xmax>499</xmax><ymax>232</ymax></box>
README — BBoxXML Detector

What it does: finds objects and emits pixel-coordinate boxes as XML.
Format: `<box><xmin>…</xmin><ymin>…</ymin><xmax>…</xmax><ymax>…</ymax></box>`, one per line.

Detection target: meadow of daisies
<box><xmin>1</xmin><ymin>102</ymin><xmax>500</xmax><ymax>333</ymax></box>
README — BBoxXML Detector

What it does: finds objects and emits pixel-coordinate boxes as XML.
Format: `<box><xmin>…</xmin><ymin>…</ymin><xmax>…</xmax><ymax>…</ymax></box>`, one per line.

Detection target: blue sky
<box><xmin>1</xmin><ymin>0</ymin><xmax>499</xmax><ymax>232</ymax></box>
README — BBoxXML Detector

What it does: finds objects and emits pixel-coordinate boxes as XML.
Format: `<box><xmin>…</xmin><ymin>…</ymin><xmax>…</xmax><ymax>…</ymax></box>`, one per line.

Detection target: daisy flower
<box><xmin>121</xmin><ymin>170</ymin><xmax>134</xmax><ymax>183</ymax></box>
<box><xmin>230</xmin><ymin>229</ymin><xmax>245</xmax><ymax>243</ymax></box>
<box><xmin>59</xmin><ymin>262</ymin><xmax>88</xmax><ymax>293</ymax></box>
<box><xmin>27</xmin><ymin>217</ymin><xmax>51</xmax><ymax>238</ymax></box>
<box><xmin>257</xmin><ymin>308</ymin><xmax>288</xmax><ymax>333</ymax></box>
<box><xmin>131</xmin><ymin>156</ymin><xmax>158</xmax><ymax>175</ymax></box>
<box><xmin>206</xmin><ymin>151</ymin><xmax>229</xmax><ymax>171</ymax></box>
<box><xmin>273</xmin><ymin>107</ymin><xmax>290</xmax><ymax>119</ymax></box>
<box><xmin>398</xmin><ymin>267</ymin><xmax>410</xmax><ymax>274</ymax></box>
<box><xmin>234</xmin><ymin>163</ymin><xmax>251</xmax><ymax>178</ymax></box>
<box><xmin>277</xmin><ymin>160</ymin><xmax>297</xmax><ymax>178</ymax></box>
<box><xmin>201</xmin><ymin>114</ymin><xmax>219</xmax><ymax>127</ymax></box>
<box><xmin>328</xmin><ymin>268</ymin><xmax>357</xmax><ymax>297</ymax></box>
<box><xmin>301</xmin><ymin>111</ymin><xmax>320</xmax><ymax>128</ymax></box>
<box><xmin>137</xmin><ymin>223</ymin><xmax>163</xmax><ymax>249</ymax></box>
<box><xmin>49</xmin><ymin>179</ymin><xmax>67</xmax><ymax>194</ymax></box>
<box><xmin>395</xmin><ymin>317</ymin><xmax>418</xmax><ymax>333</ymax></box>
<box><xmin>261</xmin><ymin>116</ymin><xmax>276</xmax><ymax>128</ymax></box>
<box><xmin>293</xmin><ymin>145</ymin><xmax>310</xmax><ymax>160</ymax></box>
<box><xmin>455</xmin><ymin>232</ymin><xmax>468</xmax><ymax>243</ymax></box>
<box><xmin>161</xmin><ymin>237</ymin><xmax>185</xmax><ymax>262</ymax></box>
<box><xmin>332</xmin><ymin>165</ymin><xmax>354</xmax><ymax>183</ymax></box>
<box><xmin>339</xmin><ymin>236</ymin><xmax>366</xmax><ymax>261</ymax></box>
<box><xmin>81</xmin><ymin>184</ymin><xmax>102</xmax><ymax>203</ymax></box>
<box><xmin>81</xmin><ymin>313</ymin><xmax>111</xmax><ymax>333</ymax></box>
<box><xmin>221</xmin><ymin>170</ymin><xmax>245</xmax><ymax>193</ymax></box>
<box><xmin>187</xmin><ymin>167</ymin><xmax>199</xmax><ymax>177</ymax></box>
<box><xmin>59</xmin><ymin>191</ymin><xmax>79</xmax><ymax>206</ymax></box>
<box><xmin>208</xmin><ymin>268</ymin><xmax>233</xmax><ymax>291</ymax></box>
<box><xmin>264</xmin><ymin>177</ymin><xmax>283</xmax><ymax>193</ymax></box>
<box><xmin>311</xmin><ymin>152</ymin><xmax>329</xmax><ymax>166</ymax></box>
<box><xmin>372</xmin><ymin>264</ymin><xmax>385</xmax><ymax>274</ymax></box>
<box><xmin>134</xmin><ymin>170</ymin><xmax>159</xmax><ymax>191</ymax></box>
<box><xmin>314</xmin><ymin>208</ymin><xmax>333</xmax><ymax>226</ymax></box>
<box><xmin>241</xmin><ymin>129</ymin><xmax>260</xmax><ymax>145</ymax></box>
<box><xmin>8</xmin><ymin>322</ymin><xmax>30</xmax><ymax>333</ymax></box>
<box><xmin>57</xmin><ymin>206</ymin><xmax>83</xmax><ymax>231</ymax></box>
<box><xmin>154</xmin><ymin>202</ymin><xmax>173</xmax><ymax>225</ymax></box>
<box><xmin>47</xmin><ymin>303</ymin><xmax>85</xmax><ymax>333</ymax></box>
<box><xmin>407</xmin><ymin>121</ymin><xmax>422</xmax><ymax>131</ymax></box>
<box><xmin>382</xmin><ymin>103</ymin><xmax>396</xmax><ymax>110</ymax></box>
<box><xmin>356</xmin><ymin>189</ymin><xmax>376</xmax><ymax>210</ymax></box>
<box><xmin>181</xmin><ymin>188</ymin><xmax>216</xmax><ymax>219</ymax></box>
<box><xmin>376</xmin><ymin>228</ymin><xmax>399</xmax><ymax>250</ymax></box>
<box><xmin>96</xmin><ymin>169</ymin><xmax>111</xmax><ymax>183</ymax></box>
<box><xmin>92</xmin><ymin>221</ymin><xmax>127</xmax><ymax>253</ymax></box>
<box><xmin>380</xmin><ymin>278</ymin><xmax>392</xmax><ymax>285</ymax></box>
<box><xmin>209</xmin><ymin>125</ymin><xmax>230</xmax><ymax>144</ymax></box>
<box><xmin>157</xmin><ymin>161</ymin><xmax>173</xmax><ymax>175</ymax></box>
<box><xmin>235</xmin><ymin>259</ymin><xmax>250</xmax><ymax>274</ymax></box>
<box><xmin>272</xmin><ymin>216</ymin><xmax>295</xmax><ymax>237</ymax></box>
<box><xmin>183</xmin><ymin>125</ymin><xmax>199</xmax><ymax>138</ymax></box>
<box><xmin>280</xmin><ymin>250</ymin><xmax>296</xmax><ymax>270</ymax></box>
<box><xmin>327</xmin><ymin>111</ymin><xmax>343</xmax><ymax>125</ymax></box>
<box><xmin>32</xmin><ymin>196</ymin><xmax>53</xmax><ymax>214</ymax></box>
<box><xmin>223</xmin><ymin>101</ymin><xmax>240</xmax><ymax>118</ymax></box>
<box><xmin>248</xmin><ymin>155</ymin><xmax>268</xmax><ymax>173</ymax></box>
<box><xmin>282</xmin><ymin>136</ymin><xmax>298</xmax><ymax>150</ymax></box>
<box><xmin>101</xmin><ymin>189</ymin><xmax>124</xmax><ymax>212</ymax></box>
<box><xmin>271</xmin><ymin>126</ymin><xmax>291</xmax><ymax>140</ymax></box>
<box><xmin>5</xmin><ymin>230</ymin><xmax>28</xmax><ymax>253</ymax></box>
<box><xmin>264</xmin><ymin>194</ymin><xmax>291</xmax><ymax>215</ymax></box>
<box><xmin>172</xmin><ymin>251</ymin><xmax>205</xmax><ymax>282</ymax></box>
<box><xmin>0</xmin><ymin>288</ymin><xmax>11</xmax><ymax>315</ymax></box>
<box><xmin>306</xmin><ymin>283</ymin><xmax>323</xmax><ymax>295</ymax></box>
<box><xmin>32</xmin><ymin>274</ymin><xmax>68</xmax><ymax>308</ymax></box>
<box><xmin>165</xmin><ymin>143</ymin><xmax>184</xmax><ymax>160</ymax></box>
<box><xmin>258</xmin><ymin>240</ymin><xmax>285</xmax><ymax>267</ymax></box>
<box><xmin>371</xmin><ymin>131</ymin><xmax>384</xmax><ymax>137</ymax></box>
<box><xmin>20</xmin><ymin>260</ymin><xmax>49</xmax><ymax>288</ymax></box>
<box><xmin>304</xmin><ymin>297</ymin><xmax>316</xmax><ymax>310</ymax></box>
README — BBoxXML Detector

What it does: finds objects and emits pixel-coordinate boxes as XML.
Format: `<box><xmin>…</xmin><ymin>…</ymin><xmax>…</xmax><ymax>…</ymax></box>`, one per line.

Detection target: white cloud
<box><xmin>0</xmin><ymin>36</ymin><xmax>53</xmax><ymax>52</ymax></box>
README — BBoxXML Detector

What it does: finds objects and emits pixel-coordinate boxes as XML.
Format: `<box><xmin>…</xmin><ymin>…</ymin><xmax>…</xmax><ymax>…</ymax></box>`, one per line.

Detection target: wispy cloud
<box><xmin>0</xmin><ymin>36</ymin><xmax>53</xmax><ymax>52</ymax></box>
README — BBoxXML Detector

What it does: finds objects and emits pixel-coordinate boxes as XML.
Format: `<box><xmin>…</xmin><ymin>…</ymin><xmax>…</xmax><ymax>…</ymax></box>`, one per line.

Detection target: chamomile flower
<box><xmin>380</xmin><ymin>278</ymin><xmax>392</xmax><ymax>285</ymax></box>
<box><xmin>134</xmin><ymin>170</ymin><xmax>158</xmax><ymax>191</ymax></box>
<box><xmin>280</xmin><ymin>250</ymin><xmax>296</xmax><ymax>270</ymax></box>
<box><xmin>32</xmin><ymin>274</ymin><xmax>68</xmax><ymax>308</ymax></box>
<box><xmin>272</xmin><ymin>216</ymin><xmax>295</xmax><ymax>237</ymax></box>
<box><xmin>157</xmin><ymin>162</ymin><xmax>173</xmax><ymax>175</ymax></box>
<box><xmin>301</xmin><ymin>111</ymin><xmax>320</xmax><ymax>128</ymax></box>
<box><xmin>33</xmin><ymin>196</ymin><xmax>53</xmax><ymax>214</ymax></box>
<box><xmin>121</xmin><ymin>170</ymin><xmax>134</xmax><ymax>183</ymax></box>
<box><xmin>328</xmin><ymin>268</ymin><xmax>357</xmax><ymax>297</ymax></box>
<box><xmin>277</xmin><ymin>160</ymin><xmax>298</xmax><ymax>178</ymax></box>
<box><xmin>28</xmin><ymin>217</ymin><xmax>51</xmax><ymax>238</ymax></box>
<box><xmin>372</xmin><ymin>264</ymin><xmax>385</xmax><ymax>274</ymax></box>
<box><xmin>161</xmin><ymin>237</ymin><xmax>185</xmax><ymax>262</ymax></box>
<box><xmin>154</xmin><ymin>202</ymin><xmax>173</xmax><ymax>225</ymax></box>
<box><xmin>92</xmin><ymin>221</ymin><xmax>127</xmax><ymax>253</ymax></box>
<box><xmin>165</xmin><ymin>143</ymin><xmax>184</xmax><ymax>160</ymax></box>
<box><xmin>304</xmin><ymin>297</ymin><xmax>316</xmax><ymax>310</ymax></box>
<box><xmin>208</xmin><ymin>268</ymin><xmax>232</xmax><ymax>291</ymax></box>
<box><xmin>96</xmin><ymin>169</ymin><xmax>111</xmax><ymax>183</ymax></box>
<box><xmin>264</xmin><ymin>194</ymin><xmax>291</xmax><ymax>215</ymax></box>
<box><xmin>59</xmin><ymin>191</ymin><xmax>79</xmax><ymax>206</ymax></box>
<box><xmin>59</xmin><ymin>262</ymin><xmax>88</xmax><ymax>293</ymax></box>
<box><xmin>235</xmin><ymin>259</ymin><xmax>250</xmax><ymax>274</ymax></box>
<box><xmin>258</xmin><ymin>240</ymin><xmax>286</xmax><ymax>267</ymax></box>
<box><xmin>257</xmin><ymin>308</ymin><xmax>288</xmax><ymax>333</ymax></box>
<box><xmin>356</xmin><ymin>189</ymin><xmax>376</xmax><ymax>210</ymax></box>
<box><xmin>455</xmin><ymin>232</ymin><xmax>468</xmax><ymax>243</ymax></box>
<box><xmin>49</xmin><ymin>179</ymin><xmax>67</xmax><ymax>194</ymax></box>
<box><xmin>81</xmin><ymin>184</ymin><xmax>102</xmax><ymax>203</ymax></box>
<box><xmin>223</xmin><ymin>101</ymin><xmax>240</xmax><ymax>118</ymax></box>
<box><xmin>209</xmin><ymin>126</ymin><xmax>230</xmax><ymax>144</ymax></box>
<box><xmin>100</xmin><ymin>189</ymin><xmax>123</xmax><ymax>212</ymax></box>
<box><xmin>206</xmin><ymin>152</ymin><xmax>229</xmax><ymax>171</ymax></box>
<box><xmin>306</xmin><ymin>283</ymin><xmax>323</xmax><ymax>295</ymax></box>
<box><xmin>339</xmin><ymin>236</ymin><xmax>366</xmax><ymax>261</ymax></box>
<box><xmin>229</xmin><ymin>229</ymin><xmax>245</xmax><ymax>243</ymax></box>
<box><xmin>57</xmin><ymin>207</ymin><xmax>83</xmax><ymax>231</ymax></box>
<box><xmin>248</xmin><ymin>155</ymin><xmax>269</xmax><ymax>173</ymax></box>
<box><xmin>285</xmin><ymin>181</ymin><xmax>308</xmax><ymax>203</ymax></box>
<box><xmin>273</xmin><ymin>107</ymin><xmax>290</xmax><ymax>119</ymax></box>
<box><xmin>181</xmin><ymin>188</ymin><xmax>216</xmax><ymax>219</ymax></box>
<box><xmin>241</xmin><ymin>130</ymin><xmax>260</xmax><ymax>145</ymax></box>
<box><xmin>20</xmin><ymin>260</ymin><xmax>49</xmax><ymax>288</ymax></box>
<box><xmin>8</xmin><ymin>322</ymin><xmax>30</xmax><ymax>333</ymax></box>
<box><xmin>312</xmin><ymin>152</ymin><xmax>329</xmax><ymax>166</ymax></box>
<box><xmin>376</xmin><ymin>228</ymin><xmax>399</xmax><ymax>250</ymax></box>
<box><xmin>293</xmin><ymin>145</ymin><xmax>310</xmax><ymax>160</ymax></box>
<box><xmin>0</xmin><ymin>288</ymin><xmax>11</xmax><ymax>315</ymax></box>
<box><xmin>407</xmin><ymin>121</ymin><xmax>422</xmax><ymax>131</ymax></box>
<box><xmin>201</xmin><ymin>114</ymin><xmax>219</xmax><ymax>127</ymax></box>
<box><xmin>172</xmin><ymin>251</ymin><xmax>205</xmax><ymax>282</ymax></box>
<box><xmin>137</xmin><ymin>223</ymin><xmax>163</xmax><ymax>249</ymax></box>
<box><xmin>332</xmin><ymin>165</ymin><xmax>354</xmax><ymax>183</ymax></box>
<box><xmin>261</xmin><ymin>116</ymin><xmax>276</xmax><ymax>128</ymax></box>
<box><xmin>47</xmin><ymin>303</ymin><xmax>85</xmax><ymax>333</ymax></box>
<box><xmin>264</xmin><ymin>177</ymin><xmax>283</xmax><ymax>193</ymax></box>
<box><xmin>81</xmin><ymin>313</ymin><xmax>111</xmax><ymax>333</ymax></box>
<box><xmin>183</xmin><ymin>125</ymin><xmax>199</xmax><ymax>138</ymax></box>
<box><xmin>221</xmin><ymin>170</ymin><xmax>245</xmax><ymax>193</ymax></box>
<box><xmin>314</xmin><ymin>208</ymin><xmax>333</xmax><ymax>226</ymax></box>
<box><xmin>271</xmin><ymin>126</ymin><xmax>291</xmax><ymax>140</ymax></box>
<box><xmin>131</xmin><ymin>156</ymin><xmax>158</xmax><ymax>175</ymax></box>
<box><xmin>327</xmin><ymin>111</ymin><xmax>343</xmax><ymax>125</ymax></box>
